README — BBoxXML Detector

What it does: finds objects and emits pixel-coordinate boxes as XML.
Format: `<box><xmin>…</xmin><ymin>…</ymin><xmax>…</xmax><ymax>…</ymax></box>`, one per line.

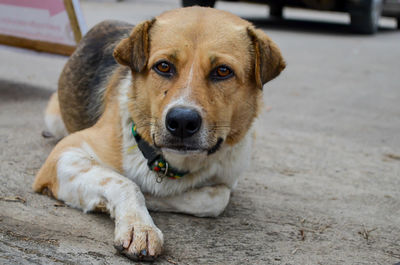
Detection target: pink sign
<box><xmin>0</xmin><ymin>0</ymin><xmax>65</xmax><ymax>16</ymax></box>
<box><xmin>0</xmin><ymin>0</ymin><xmax>86</xmax><ymax>46</ymax></box>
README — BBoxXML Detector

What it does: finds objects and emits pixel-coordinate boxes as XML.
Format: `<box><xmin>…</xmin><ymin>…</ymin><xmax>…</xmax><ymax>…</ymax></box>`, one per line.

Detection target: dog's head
<box><xmin>114</xmin><ymin>7</ymin><xmax>285</xmax><ymax>159</ymax></box>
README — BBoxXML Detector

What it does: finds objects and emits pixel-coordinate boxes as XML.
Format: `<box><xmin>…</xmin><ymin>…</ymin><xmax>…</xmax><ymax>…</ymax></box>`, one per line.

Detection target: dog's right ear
<box><xmin>113</xmin><ymin>19</ymin><xmax>155</xmax><ymax>72</ymax></box>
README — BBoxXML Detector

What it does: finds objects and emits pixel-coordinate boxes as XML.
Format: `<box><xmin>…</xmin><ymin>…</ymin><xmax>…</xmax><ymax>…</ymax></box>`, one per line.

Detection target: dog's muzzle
<box><xmin>165</xmin><ymin>107</ymin><xmax>202</xmax><ymax>139</ymax></box>
<box><xmin>155</xmin><ymin>106</ymin><xmax>223</xmax><ymax>155</ymax></box>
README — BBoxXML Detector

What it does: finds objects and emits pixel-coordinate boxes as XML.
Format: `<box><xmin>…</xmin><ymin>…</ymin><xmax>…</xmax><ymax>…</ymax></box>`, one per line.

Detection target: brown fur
<box><xmin>45</xmin><ymin>92</ymin><xmax>61</xmax><ymax>116</ymax></box>
<box><xmin>33</xmin><ymin>69</ymin><xmax>125</xmax><ymax>196</ymax></box>
<box><xmin>113</xmin><ymin>7</ymin><xmax>285</xmax><ymax>146</ymax></box>
<box><xmin>113</xmin><ymin>19</ymin><xmax>155</xmax><ymax>72</ymax></box>
<box><xmin>58</xmin><ymin>20</ymin><xmax>132</xmax><ymax>133</ymax></box>
<box><xmin>100</xmin><ymin>177</ymin><xmax>112</xmax><ymax>186</ymax></box>
<box><xmin>34</xmin><ymin>6</ymin><xmax>285</xmax><ymax>213</ymax></box>
<box><xmin>33</xmin><ymin>7</ymin><xmax>285</xmax><ymax>262</ymax></box>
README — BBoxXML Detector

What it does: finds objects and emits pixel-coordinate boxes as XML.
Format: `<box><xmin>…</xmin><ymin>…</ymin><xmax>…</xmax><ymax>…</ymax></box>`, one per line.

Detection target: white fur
<box><xmin>119</xmin><ymin>72</ymin><xmax>253</xmax><ymax>216</ymax></box>
<box><xmin>56</xmin><ymin>141</ymin><xmax>163</xmax><ymax>256</ymax></box>
<box><xmin>144</xmin><ymin>184</ymin><xmax>231</xmax><ymax>217</ymax></box>
<box><xmin>44</xmin><ymin>113</ymin><xmax>68</xmax><ymax>140</ymax></box>
<box><xmin>51</xmin><ymin>67</ymin><xmax>254</xmax><ymax>256</ymax></box>
<box><xmin>186</xmin><ymin>62</ymin><xmax>195</xmax><ymax>88</ymax></box>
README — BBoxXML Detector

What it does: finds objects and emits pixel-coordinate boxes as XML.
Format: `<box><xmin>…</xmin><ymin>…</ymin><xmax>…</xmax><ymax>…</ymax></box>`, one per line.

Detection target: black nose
<box><xmin>166</xmin><ymin>107</ymin><xmax>202</xmax><ymax>138</ymax></box>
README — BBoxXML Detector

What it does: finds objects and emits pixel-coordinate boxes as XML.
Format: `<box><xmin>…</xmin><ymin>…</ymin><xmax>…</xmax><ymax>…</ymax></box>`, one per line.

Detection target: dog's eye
<box><xmin>217</xmin><ymin>66</ymin><xmax>231</xmax><ymax>77</ymax></box>
<box><xmin>157</xmin><ymin>62</ymin><xmax>171</xmax><ymax>73</ymax></box>
<box><xmin>210</xmin><ymin>65</ymin><xmax>234</xmax><ymax>81</ymax></box>
<box><xmin>153</xmin><ymin>61</ymin><xmax>175</xmax><ymax>77</ymax></box>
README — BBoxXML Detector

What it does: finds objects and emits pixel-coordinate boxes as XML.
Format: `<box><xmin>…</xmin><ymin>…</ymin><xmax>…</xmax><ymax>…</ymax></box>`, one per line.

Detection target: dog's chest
<box><xmin>119</xmin><ymin>117</ymin><xmax>253</xmax><ymax>197</ymax></box>
<box><xmin>117</xmin><ymin>78</ymin><xmax>252</xmax><ymax>197</ymax></box>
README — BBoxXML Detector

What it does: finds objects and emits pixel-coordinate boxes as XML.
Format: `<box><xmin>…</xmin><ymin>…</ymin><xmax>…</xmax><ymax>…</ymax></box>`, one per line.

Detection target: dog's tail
<box><xmin>42</xmin><ymin>92</ymin><xmax>68</xmax><ymax>140</ymax></box>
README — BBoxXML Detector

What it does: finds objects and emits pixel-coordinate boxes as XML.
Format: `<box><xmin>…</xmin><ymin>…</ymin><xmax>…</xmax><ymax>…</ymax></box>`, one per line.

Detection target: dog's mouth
<box><xmin>153</xmin><ymin>136</ymin><xmax>224</xmax><ymax>155</ymax></box>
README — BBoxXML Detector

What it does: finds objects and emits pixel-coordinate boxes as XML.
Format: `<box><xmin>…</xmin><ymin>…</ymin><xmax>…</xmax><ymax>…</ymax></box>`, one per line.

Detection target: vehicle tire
<box><xmin>350</xmin><ymin>0</ymin><xmax>382</xmax><ymax>34</ymax></box>
<box><xmin>182</xmin><ymin>0</ymin><xmax>216</xmax><ymax>7</ymax></box>
<box><xmin>269</xmin><ymin>4</ymin><xmax>283</xmax><ymax>18</ymax></box>
<box><xmin>397</xmin><ymin>17</ymin><xmax>400</xmax><ymax>29</ymax></box>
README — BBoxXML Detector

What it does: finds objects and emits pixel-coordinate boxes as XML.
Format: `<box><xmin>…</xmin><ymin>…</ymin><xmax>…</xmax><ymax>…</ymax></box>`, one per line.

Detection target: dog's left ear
<box><xmin>113</xmin><ymin>19</ymin><xmax>155</xmax><ymax>72</ymax></box>
<box><xmin>247</xmin><ymin>27</ymin><xmax>286</xmax><ymax>89</ymax></box>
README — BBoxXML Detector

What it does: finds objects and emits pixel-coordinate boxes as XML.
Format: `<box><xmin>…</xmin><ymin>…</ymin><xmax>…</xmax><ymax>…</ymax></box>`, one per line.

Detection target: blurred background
<box><xmin>1</xmin><ymin>0</ymin><xmax>399</xmax><ymax>89</ymax></box>
<box><xmin>1</xmin><ymin>1</ymin><xmax>399</xmax><ymax>264</ymax></box>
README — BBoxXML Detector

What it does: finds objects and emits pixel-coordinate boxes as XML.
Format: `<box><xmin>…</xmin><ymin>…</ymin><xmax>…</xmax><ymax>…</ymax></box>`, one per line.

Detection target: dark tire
<box><xmin>269</xmin><ymin>4</ymin><xmax>283</xmax><ymax>18</ymax></box>
<box><xmin>182</xmin><ymin>0</ymin><xmax>216</xmax><ymax>7</ymax></box>
<box><xmin>397</xmin><ymin>17</ymin><xmax>400</xmax><ymax>29</ymax></box>
<box><xmin>350</xmin><ymin>0</ymin><xmax>382</xmax><ymax>34</ymax></box>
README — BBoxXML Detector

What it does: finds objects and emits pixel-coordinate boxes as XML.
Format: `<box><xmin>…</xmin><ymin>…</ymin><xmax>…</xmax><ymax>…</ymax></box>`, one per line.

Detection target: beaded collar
<box><xmin>131</xmin><ymin>122</ymin><xmax>188</xmax><ymax>182</ymax></box>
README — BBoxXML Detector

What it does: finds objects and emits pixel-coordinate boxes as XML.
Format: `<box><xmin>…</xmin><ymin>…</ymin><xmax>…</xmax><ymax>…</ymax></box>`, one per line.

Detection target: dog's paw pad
<box><xmin>114</xmin><ymin>224</ymin><xmax>163</xmax><ymax>261</ymax></box>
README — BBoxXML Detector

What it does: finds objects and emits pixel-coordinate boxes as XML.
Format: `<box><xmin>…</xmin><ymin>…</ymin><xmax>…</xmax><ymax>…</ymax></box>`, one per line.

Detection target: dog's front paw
<box><xmin>114</xmin><ymin>221</ymin><xmax>163</xmax><ymax>261</ymax></box>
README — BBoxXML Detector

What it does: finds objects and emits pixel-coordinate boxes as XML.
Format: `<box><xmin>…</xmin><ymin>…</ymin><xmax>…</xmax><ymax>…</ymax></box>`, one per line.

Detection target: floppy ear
<box><xmin>113</xmin><ymin>19</ymin><xmax>155</xmax><ymax>72</ymax></box>
<box><xmin>247</xmin><ymin>27</ymin><xmax>286</xmax><ymax>89</ymax></box>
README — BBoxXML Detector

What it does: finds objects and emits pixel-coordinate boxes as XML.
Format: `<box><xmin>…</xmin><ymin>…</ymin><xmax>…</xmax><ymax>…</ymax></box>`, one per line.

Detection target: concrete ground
<box><xmin>1</xmin><ymin>0</ymin><xmax>400</xmax><ymax>264</ymax></box>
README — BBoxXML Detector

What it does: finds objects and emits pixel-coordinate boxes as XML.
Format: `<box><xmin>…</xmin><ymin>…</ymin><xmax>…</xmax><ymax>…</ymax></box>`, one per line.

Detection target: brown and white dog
<box><xmin>33</xmin><ymin>7</ymin><xmax>285</xmax><ymax>261</ymax></box>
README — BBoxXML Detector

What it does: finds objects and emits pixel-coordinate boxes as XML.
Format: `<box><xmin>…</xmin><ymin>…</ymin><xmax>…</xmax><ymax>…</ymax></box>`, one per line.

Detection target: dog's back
<box><xmin>58</xmin><ymin>20</ymin><xmax>132</xmax><ymax>133</ymax></box>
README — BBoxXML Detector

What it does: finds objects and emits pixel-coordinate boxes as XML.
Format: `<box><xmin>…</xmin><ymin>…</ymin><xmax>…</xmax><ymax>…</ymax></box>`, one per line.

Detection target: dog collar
<box><xmin>131</xmin><ymin>122</ymin><xmax>188</xmax><ymax>182</ymax></box>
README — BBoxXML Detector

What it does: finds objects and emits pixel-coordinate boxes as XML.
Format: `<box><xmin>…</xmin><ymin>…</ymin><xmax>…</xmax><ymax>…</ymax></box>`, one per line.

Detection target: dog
<box><xmin>33</xmin><ymin>7</ymin><xmax>285</xmax><ymax>261</ymax></box>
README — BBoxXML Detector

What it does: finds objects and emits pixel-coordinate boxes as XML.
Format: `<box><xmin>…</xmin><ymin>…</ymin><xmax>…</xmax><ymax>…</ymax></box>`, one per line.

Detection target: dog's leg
<box><xmin>33</xmin><ymin>139</ymin><xmax>163</xmax><ymax>260</ymax></box>
<box><xmin>43</xmin><ymin>92</ymin><xmax>68</xmax><ymax>140</ymax></box>
<box><xmin>145</xmin><ymin>185</ymin><xmax>231</xmax><ymax>217</ymax></box>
